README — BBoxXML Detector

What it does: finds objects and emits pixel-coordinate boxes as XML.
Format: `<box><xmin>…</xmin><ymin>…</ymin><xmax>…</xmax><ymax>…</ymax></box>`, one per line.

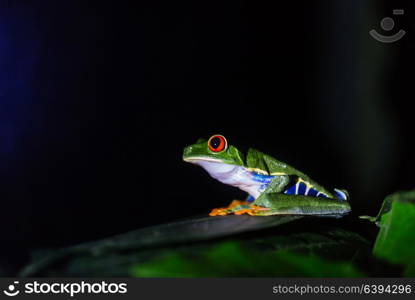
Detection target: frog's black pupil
<box><xmin>210</xmin><ymin>137</ymin><xmax>221</xmax><ymax>149</ymax></box>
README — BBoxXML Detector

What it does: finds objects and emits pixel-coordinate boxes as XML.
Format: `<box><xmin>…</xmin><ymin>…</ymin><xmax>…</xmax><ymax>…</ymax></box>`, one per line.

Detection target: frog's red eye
<box><xmin>208</xmin><ymin>135</ymin><xmax>227</xmax><ymax>152</ymax></box>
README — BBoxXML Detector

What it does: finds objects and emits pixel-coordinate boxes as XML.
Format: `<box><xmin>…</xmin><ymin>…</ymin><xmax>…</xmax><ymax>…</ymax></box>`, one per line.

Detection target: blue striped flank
<box><xmin>284</xmin><ymin>182</ymin><xmax>329</xmax><ymax>198</ymax></box>
<box><xmin>334</xmin><ymin>188</ymin><xmax>348</xmax><ymax>201</ymax></box>
<box><xmin>284</xmin><ymin>184</ymin><xmax>297</xmax><ymax>195</ymax></box>
<box><xmin>298</xmin><ymin>182</ymin><xmax>306</xmax><ymax>194</ymax></box>
<box><xmin>307</xmin><ymin>188</ymin><xmax>319</xmax><ymax>197</ymax></box>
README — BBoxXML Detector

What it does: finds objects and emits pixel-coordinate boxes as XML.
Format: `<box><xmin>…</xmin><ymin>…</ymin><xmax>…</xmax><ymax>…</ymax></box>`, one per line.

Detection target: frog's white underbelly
<box><xmin>192</xmin><ymin>160</ymin><xmax>271</xmax><ymax>199</ymax></box>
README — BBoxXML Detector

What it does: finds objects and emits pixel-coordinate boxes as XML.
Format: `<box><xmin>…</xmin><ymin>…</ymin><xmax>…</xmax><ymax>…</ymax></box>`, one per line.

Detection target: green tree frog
<box><xmin>183</xmin><ymin>134</ymin><xmax>351</xmax><ymax>217</ymax></box>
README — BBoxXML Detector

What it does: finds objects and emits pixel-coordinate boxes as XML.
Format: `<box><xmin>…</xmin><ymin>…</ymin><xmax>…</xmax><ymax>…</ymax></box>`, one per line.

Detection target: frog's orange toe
<box><xmin>209</xmin><ymin>208</ymin><xmax>229</xmax><ymax>216</ymax></box>
<box><xmin>209</xmin><ymin>199</ymin><xmax>250</xmax><ymax>216</ymax></box>
<box><xmin>233</xmin><ymin>205</ymin><xmax>270</xmax><ymax>216</ymax></box>
<box><xmin>234</xmin><ymin>209</ymin><xmax>252</xmax><ymax>215</ymax></box>
<box><xmin>208</xmin><ymin>200</ymin><xmax>269</xmax><ymax>216</ymax></box>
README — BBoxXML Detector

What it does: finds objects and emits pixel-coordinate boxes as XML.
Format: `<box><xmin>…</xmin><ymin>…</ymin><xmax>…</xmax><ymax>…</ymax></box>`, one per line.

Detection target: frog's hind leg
<box><xmin>251</xmin><ymin>193</ymin><xmax>351</xmax><ymax>216</ymax></box>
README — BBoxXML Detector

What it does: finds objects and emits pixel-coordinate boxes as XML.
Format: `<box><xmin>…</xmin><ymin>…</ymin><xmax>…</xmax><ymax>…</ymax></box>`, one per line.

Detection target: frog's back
<box><xmin>246</xmin><ymin>148</ymin><xmax>335</xmax><ymax>197</ymax></box>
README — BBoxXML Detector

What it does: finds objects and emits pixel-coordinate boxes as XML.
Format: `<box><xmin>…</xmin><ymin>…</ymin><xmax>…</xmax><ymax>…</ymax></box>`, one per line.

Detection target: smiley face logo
<box><xmin>370</xmin><ymin>9</ymin><xmax>406</xmax><ymax>43</ymax></box>
<box><xmin>3</xmin><ymin>281</ymin><xmax>20</xmax><ymax>297</ymax></box>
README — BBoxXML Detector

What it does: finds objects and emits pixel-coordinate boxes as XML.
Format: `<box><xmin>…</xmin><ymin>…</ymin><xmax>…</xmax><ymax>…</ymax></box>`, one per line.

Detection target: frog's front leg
<box><xmin>248</xmin><ymin>193</ymin><xmax>351</xmax><ymax>216</ymax></box>
<box><xmin>209</xmin><ymin>175</ymin><xmax>291</xmax><ymax>216</ymax></box>
<box><xmin>209</xmin><ymin>199</ymin><xmax>251</xmax><ymax>216</ymax></box>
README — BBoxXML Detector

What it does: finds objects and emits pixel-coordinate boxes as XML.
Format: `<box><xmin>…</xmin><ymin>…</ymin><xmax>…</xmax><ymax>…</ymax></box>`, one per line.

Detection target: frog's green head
<box><xmin>183</xmin><ymin>134</ymin><xmax>244</xmax><ymax>166</ymax></box>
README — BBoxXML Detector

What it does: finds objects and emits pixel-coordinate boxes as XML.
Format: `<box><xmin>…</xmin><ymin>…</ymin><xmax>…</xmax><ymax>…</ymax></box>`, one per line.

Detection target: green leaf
<box><xmin>19</xmin><ymin>215</ymin><xmax>301</xmax><ymax>277</ymax></box>
<box><xmin>360</xmin><ymin>190</ymin><xmax>415</xmax><ymax>224</ymax></box>
<box><xmin>372</xmin><ymin>190</ymin><xmax>415</xmax><ymax>275</ymax></box>
<box><xmin>131</xmin><ymin>241</ymin><xmax>365</xmax><ymax>277</ymax></box>
<box><xmin>403</xmin><ymin>261</ymin><xmax>415</xmax><ymax>277</ymax></box>
<box><xmin>20</xmin><ymin>215</ymin><xmax>369</xmax><ymax>277</ymax></box>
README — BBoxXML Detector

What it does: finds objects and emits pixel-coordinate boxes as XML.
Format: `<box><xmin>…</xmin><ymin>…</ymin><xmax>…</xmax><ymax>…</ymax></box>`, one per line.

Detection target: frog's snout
<box><xmin>182</xmin><ymin>145</ymin><xmax>192</xmax><ymax>161</ymax></box>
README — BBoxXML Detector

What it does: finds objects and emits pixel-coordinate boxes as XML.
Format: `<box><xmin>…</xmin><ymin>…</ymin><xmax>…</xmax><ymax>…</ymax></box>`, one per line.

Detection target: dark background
<box><xmin>1</xmin><ymin>0</ymin><xmax>413</xmax><ymax>273</ymax></box>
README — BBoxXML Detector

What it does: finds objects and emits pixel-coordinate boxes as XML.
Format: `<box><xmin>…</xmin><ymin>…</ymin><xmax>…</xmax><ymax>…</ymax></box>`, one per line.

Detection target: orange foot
<box><xmin>209</xmin><ymin>201</ymin><xmax>270</xmax><ymax>216</ymax></box>
<box><xmin>209</xmin><ymin>200</ymin><xmax>249</xmax><ymax>216</ymax></box>
<box><xmin>234</xmin><ymin>205</ymin><xmax>270</xmax><ymax>216</ymax></box>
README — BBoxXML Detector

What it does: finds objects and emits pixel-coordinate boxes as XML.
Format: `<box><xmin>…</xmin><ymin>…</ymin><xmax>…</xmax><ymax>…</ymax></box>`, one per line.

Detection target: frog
<box><xmin>183</xmin><ymin>134</ymin><xmax>351</xmax><ymax>217</ymax></box>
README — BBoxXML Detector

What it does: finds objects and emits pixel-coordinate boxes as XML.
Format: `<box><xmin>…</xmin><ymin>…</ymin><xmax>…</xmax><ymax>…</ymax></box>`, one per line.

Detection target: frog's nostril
<box><xmin>183</xmin><ymin>146</ymin><xmax>191</xmax><ymax>158</ymax></box>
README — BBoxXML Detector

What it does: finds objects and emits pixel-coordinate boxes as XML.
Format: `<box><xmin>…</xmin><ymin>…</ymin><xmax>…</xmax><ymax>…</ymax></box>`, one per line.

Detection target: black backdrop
<box><xmin>1</xmin><ymin>0</ymin><xmax>413</xmax><ymax>273</ymax></box>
